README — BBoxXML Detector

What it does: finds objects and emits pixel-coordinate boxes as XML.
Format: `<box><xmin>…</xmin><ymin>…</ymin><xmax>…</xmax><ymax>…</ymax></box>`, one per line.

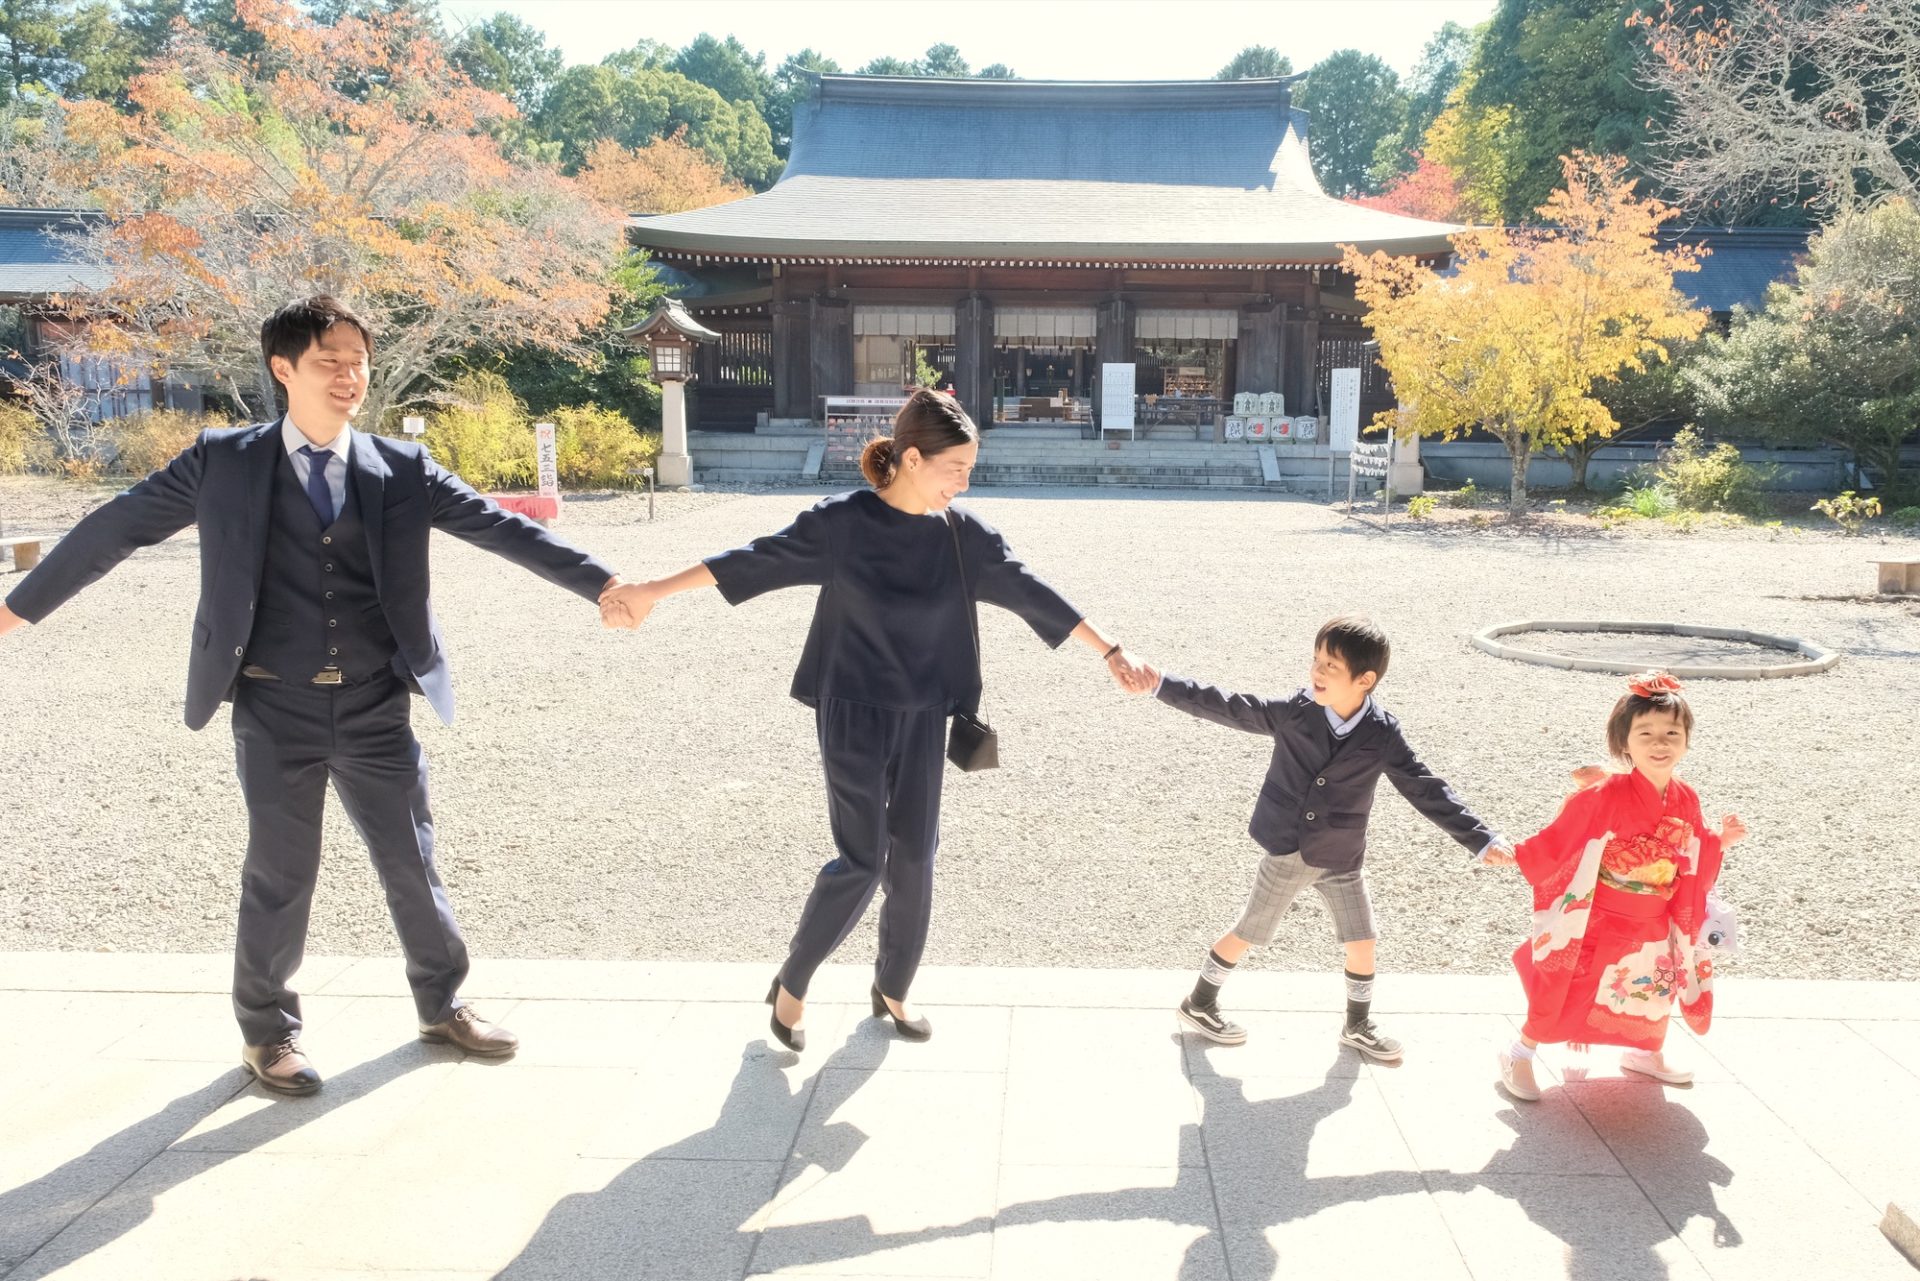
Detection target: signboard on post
<box><xmin>401</xmin><ymin>414</ymin><xmax>426</xmax><ymax>436</ymax></box>
<box><xmin>534</xmin><ymin>421</ymin><xmax>560</xmax><ymax>506</ymax></box>
<box><xmin>1099</xmin><ymin>363</ymin><xmax>1136</xmax><ymax>437</ymax></box>
<box><xmin>1328</xmin><ymin>367</ymin><xmax>1361</xmax><ymax>454</ymax></box>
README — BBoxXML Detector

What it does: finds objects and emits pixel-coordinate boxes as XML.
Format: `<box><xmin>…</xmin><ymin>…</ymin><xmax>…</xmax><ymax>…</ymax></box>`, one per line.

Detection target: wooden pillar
<box><xmin>772</xmin><ymin>300</ymin><xmax>812</xmax><ymax>419</ymax></box>
<box><xmin>808</xmin><ymin>296</ymin><xmax>852</xmax><ymax>413</ymax></box>
<box><xmin>1015</xmin><ymin>346</ymin><xmax>1027</xmax><ymax>396</ymax></box>
<box><xmin>1235</xmin><ymin>303</ymin><xmax>1282</xmax><ymax>396</ymax></box>
<box><xmin>953</xmin><ymin>296</ymin><xmax>994</xmax><ymax>430</ymax></box>
<box><xmin>1093</xmin><ymin>298</ymin><xmax>1135</xmax><ymax>431</ymax></box>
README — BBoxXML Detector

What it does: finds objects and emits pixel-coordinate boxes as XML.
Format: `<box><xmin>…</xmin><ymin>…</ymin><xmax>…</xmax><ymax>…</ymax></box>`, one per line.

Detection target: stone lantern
<box><xmin>622</xmin><ymin>298</ymin><xmax>719</xmax><ymax>489</ymax></box>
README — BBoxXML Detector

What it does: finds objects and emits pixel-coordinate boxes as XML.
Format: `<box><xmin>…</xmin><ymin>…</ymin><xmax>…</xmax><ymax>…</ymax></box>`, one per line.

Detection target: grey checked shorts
<box><xmin>1229</xmin><ymin>851</ymin><xmax>1377</xmax><ymax>946</ymax></box>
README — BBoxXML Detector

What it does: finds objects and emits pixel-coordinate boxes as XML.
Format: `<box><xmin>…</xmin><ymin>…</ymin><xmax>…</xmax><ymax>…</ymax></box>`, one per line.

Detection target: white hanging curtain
<box><xmin>1135</xmin><ymin>309</ymin><xmax>1239</xmax><ymax>340</ymax></box>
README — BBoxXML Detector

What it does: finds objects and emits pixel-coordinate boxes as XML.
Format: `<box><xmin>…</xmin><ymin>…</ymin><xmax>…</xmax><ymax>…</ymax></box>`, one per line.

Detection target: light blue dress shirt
<box><xmin>281</xmin><ymin>418</ymin><xmax>352</xmax><ymax>517</ymax></box>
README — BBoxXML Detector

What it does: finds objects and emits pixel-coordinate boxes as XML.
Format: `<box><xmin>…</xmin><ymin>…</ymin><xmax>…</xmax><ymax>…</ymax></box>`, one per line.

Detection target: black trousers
<box><xmin>778</xmin><ymin>699</ymin><xmax>948</xmax><ymax>1001</ymax></box>
<box><xmin>229</xmin><ymin>670</ymin><xmax>468</xmax><ymax>1045</ymax></box>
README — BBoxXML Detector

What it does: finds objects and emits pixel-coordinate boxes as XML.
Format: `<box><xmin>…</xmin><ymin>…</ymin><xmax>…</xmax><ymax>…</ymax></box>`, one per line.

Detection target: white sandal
<box><xmin>1620</xmin><ymin>1047</ymin><xmax>1693</xmax><ymax>1084</ymax></box>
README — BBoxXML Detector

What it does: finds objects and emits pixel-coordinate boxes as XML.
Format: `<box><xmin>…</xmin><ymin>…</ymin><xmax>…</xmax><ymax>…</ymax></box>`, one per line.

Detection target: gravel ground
<box><xmin>3</xmin><ymin>477</ymin><xmax>1918</xmax><ymax>984</ymax></box>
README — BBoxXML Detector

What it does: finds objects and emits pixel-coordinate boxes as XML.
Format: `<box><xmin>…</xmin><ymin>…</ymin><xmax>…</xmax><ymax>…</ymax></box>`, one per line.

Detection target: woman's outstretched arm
<box><xmin>1068</xmin><ymin>619</ymin><xmax>1154</xmax><ymax>693</ymax></box>
<box><xmin>599</xmin><ymin>563</ymin><xmax>718</xmax><ymax>630</ymax></box>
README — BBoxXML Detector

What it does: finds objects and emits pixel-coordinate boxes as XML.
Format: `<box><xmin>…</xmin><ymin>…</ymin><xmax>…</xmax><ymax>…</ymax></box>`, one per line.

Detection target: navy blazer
<box><xmin>4</xmin><ymin>421</ymin><xmax>616</xmax><ymax>729</ymax></box>
<box><xmin>1156</xmin><ymin>676</ymin><xmax>1496</xmax><ymax>872</ymax></box>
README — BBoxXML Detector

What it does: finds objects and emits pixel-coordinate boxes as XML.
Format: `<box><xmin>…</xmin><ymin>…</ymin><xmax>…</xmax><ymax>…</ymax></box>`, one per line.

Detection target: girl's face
<box><xmin>897</xmin><ymin>440</ymin><xmax>978</xmax><ymax>512</ymax></box>
<box><xmin>1624</xmin><ymin>708</ymin><xmax>1690</xmax><ymax>783</ymax></box>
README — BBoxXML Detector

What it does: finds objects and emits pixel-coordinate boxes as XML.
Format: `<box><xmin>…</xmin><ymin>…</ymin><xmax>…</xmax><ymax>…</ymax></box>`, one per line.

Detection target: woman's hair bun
<box><xmin>859</xmin><ymin>435</ymin><xmax>899</xmax><ymax>489</ymax></box>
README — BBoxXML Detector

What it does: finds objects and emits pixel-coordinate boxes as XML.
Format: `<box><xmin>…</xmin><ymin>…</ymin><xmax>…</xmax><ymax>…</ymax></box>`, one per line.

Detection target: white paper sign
<box><xmin>1328</xmin><ymin>367</ymin><xmax>1361</xmax><ymax>453</ymax></box>
<box><xmin>534</xmin><ymin>421</ymin><xmax>559</xmax><ymax>501</ymax></box>
<box><xmin>401</xmin><ymin>414</ymin><xmax>426</xmax><ymax>436</ymax></box>
<box><xmin>1100</xmin><ymin>363</ymin><xmax>1136</xmax><ymax>432</ymax></box>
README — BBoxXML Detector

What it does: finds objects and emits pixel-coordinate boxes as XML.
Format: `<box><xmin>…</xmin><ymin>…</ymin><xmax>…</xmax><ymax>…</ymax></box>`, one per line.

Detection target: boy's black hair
<box><xmin>259</xmin><ymin>296</ymin><xmax>373</xmax><ymax>392</ymax></box>
<box><xmin>1315</xmin><ymin>615</ymin><xmax>1390</xmax><ymax>684</ymax></box>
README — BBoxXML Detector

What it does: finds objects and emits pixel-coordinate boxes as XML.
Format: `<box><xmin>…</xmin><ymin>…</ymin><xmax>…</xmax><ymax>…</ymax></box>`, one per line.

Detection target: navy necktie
<box><xmin>298</xmin><ymin>445</ymin><xmax>335</xmax><ymax>527</ymax></box>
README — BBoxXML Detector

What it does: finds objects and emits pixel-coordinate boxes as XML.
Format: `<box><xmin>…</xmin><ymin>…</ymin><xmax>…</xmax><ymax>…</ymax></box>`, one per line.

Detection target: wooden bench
<box><xmin>1</xmin><ymin>535</ymin><xmax>53</xmax><ymax>572</ymax></box>
<box><xmin>1872</xmin><ymin>558</ymin><xmax>1920</xmax><ymax>594</ymax></box>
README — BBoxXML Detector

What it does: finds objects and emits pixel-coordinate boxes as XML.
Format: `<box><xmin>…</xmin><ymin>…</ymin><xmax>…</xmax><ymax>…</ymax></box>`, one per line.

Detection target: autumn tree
<box><xmin>1349</xmin><ymin>153</ymin><xmax>1468</xmax><ymax>223</ymax></box>
<box><xmin>1685</xmin><ymin>200</ymin><xmax>1920</xmax><ymax>499</ymax></box>
<box><xmin>579</xmin><ymin>130</ymin><xmax>750</xmax><ymax>214</ymax></box>
<box><xmin>1635</xmin><ymin>0</ymin><xmax>1919</xmax><ymax>219</ymax></box>
<box><xmin>58</xmin><ymin>0</ymin><xmax>629</xmax><ymax>426</ymax></box>
<box><xmin>1345</xmin><ymin>153</ymin><xmax>1707</xmax><ymax>514</ymax></box>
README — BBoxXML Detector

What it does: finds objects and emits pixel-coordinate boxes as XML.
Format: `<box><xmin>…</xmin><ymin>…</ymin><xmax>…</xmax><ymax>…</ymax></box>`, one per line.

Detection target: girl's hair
<box><xmin>1606</xmin><ymin>676</ymin><xmax>1694</xmax><ymax>759</ymax></box>
<box><xmin>859</xmin><ymin>387</ymin><xmax>979</xmax><ymax>489</ymax></box>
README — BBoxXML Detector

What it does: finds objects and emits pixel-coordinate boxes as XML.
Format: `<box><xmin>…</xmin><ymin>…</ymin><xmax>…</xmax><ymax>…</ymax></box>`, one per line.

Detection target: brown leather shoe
<box><xmin>241</xmin><ymin>1034</ymin><xmax>323</xmax><ymax>1095</ymax></box>
<box><xmin>418</xmin><ymin>1004</ymin><xmax>519</xmax><ymax>1056</ymax></box>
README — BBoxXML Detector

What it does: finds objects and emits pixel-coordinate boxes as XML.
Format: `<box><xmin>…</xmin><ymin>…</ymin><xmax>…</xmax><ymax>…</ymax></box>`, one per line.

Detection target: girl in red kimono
<box><xmin>1495</xmin><ymin>672</ymin><xmax>1747</xmax><ymax>1101</ymax></box>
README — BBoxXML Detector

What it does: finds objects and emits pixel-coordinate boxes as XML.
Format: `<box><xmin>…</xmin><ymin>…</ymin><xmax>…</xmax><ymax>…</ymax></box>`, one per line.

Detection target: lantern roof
<box><xmin>620</xmin><ymin>296</ymin><xmax>722</xmax><ymax>344</ymax></box>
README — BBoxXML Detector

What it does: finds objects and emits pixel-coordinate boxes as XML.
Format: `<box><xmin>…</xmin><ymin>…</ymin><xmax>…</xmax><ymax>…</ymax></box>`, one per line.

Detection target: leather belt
<box><xmin>242</xmin><ymin>664</ymin><xmax>346</xmax><ymax>686</ymax></box>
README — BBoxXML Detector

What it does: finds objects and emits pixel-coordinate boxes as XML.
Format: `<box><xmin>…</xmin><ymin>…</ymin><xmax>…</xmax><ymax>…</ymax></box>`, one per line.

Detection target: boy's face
<box><xmin>271</xmin><ymin>324</ymin><xmax>369</xmax><ymax>434</ymax></box>
<box><xmin>1624</xmin><ymin>708</ymin><xmax>1690</xmax><ymax>781</ymax></box>
<box><xmin>1308</xmin><ymin>644</ymin><xmax>1377</xmax><ymax>712</ymax></box>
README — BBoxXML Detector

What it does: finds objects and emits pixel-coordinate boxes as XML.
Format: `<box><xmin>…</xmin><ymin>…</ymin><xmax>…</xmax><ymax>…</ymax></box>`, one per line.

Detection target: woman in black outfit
<box><xmin>602</xmin><ymin>389</ymin><xmax>1148</xmax><ymax>1049</ymax></box>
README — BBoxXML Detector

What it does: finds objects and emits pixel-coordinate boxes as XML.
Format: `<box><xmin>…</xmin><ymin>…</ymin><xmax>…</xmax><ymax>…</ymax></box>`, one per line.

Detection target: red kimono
<box><xmin>1512</xmin><ymin>769</ymin><xmax>1725</xmax><ymax>1049</ymax></box>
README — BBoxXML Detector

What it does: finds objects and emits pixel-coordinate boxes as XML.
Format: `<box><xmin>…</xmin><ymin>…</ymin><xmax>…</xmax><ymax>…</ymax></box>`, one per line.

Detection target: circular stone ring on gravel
<box><xmin>1472</xmin><ymin>619</ymin><xmax>1839</xmax><ymax>679</ymax></box>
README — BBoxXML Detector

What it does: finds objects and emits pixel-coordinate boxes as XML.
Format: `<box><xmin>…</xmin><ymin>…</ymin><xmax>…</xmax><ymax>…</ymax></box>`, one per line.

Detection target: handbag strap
<box><xmin>946</xmin><ymin>511</ymin><xmax>985</xmax><ymax>714</ymax></box>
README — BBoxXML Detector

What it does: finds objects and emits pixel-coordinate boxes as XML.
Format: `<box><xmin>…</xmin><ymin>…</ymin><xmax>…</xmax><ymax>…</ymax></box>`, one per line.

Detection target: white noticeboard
<box><xmin>401</xmin><ymin>414</ymin><xmax>426</xmax><ymax>436</ymax></box>
<box><xmin>534</xmin><ymin>421</ymin><xmax>559</xmax><ymax>502</ymax></box>
<box><xmin>1328</xmin><ymin>367</ymin><xmax>1361</xmax><ymax>454</ymax></box>
<box><xmin>1100</xmin><ymin>363</ymin><xmax>1136</xmax><ymax>433</ymax></box>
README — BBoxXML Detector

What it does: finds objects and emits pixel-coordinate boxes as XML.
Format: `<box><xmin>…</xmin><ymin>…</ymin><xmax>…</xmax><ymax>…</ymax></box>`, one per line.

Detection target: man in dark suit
<box><xmin>0</xmin><ymin>296</ymin><xmax>627</xmax><ymax>1094</ymax></box>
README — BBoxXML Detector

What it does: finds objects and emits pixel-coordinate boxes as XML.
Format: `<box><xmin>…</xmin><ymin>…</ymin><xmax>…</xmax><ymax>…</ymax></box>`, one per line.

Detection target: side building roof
<box><xmin>0</xmin><ymin>207</ymin><xmax>109</xmax><ymax>302</ymax></box>
<box><xmin>1660</xmin><ymin>226</ymin><xmax>1810</xmax><ymax>315</ymax></box>
<box><xmin>629</xmin><ymin>75</ymin><xmax>1459</xmax><ymax>265</ymax></box>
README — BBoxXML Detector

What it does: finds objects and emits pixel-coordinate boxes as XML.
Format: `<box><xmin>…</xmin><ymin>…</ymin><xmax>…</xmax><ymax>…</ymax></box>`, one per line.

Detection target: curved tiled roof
<box><xmin>0</xmin><ymin>207</ymin><xmax>109</xmax><ymax>301</ymax></box>
<box><xmin>629</xmin><ymin>75</ymin><xmax>1459</xmax><ymax>263</ymax></box>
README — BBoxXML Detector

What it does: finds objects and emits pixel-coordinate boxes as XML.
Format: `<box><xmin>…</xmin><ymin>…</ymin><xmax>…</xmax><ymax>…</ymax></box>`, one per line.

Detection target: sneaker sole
<box><xmin>1175</xmin><ymin>1007</ymin><xmax>1248</xmax><ymax>1046</ymax></box>
<box><xmin>1620</xmin><ymin>1059</ymin><xmax>1692</xmax><ymax>1085</ymax></box>
<box><xmin>1338</xmin><ymin>1032</ymin><xmax>1403</xmax><ymax>1062</ymax></box>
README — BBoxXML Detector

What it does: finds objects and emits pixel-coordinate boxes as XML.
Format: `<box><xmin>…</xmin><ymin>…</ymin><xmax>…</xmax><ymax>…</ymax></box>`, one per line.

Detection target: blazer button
<box><xmin>325</xmin><ymin>591</ymin><xmax>334</xmax><ymax>600</ymax></box>
<box><xmin>328</xmin><ymin>619</ymin><xmax>337</xmax><ymax>627</ymax></box>
<box><xmin>1305</xmin><ymin>811</ymin><xmax>1316</xmax><ymax>821</ymax></box>
<box><xmin>329</xmin><ymin>647</ymin><xmax>338</xmax><ymax>656</ymax></box>
<box><xmin>322</xmin><ymin>536</ymin><xmax>332</xmax><ymax>545</ymax></box>
<box><xmin>233</xmin><ymin>646</ymin><xmax>243</xmax><ymax>656</ymax></box>
<box><xmin>1316</xmin><ymin>777</ymin><xmax>1327</xmax><ymax>786</ymax></box>
<box><xmin>324</xmin><ymin>564</ymin><xmax>334</xmax><ymax>572</ymax></box>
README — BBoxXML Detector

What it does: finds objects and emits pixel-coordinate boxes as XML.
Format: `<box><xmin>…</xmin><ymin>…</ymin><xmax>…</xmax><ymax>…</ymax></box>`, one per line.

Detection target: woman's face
<box><xmin>899</xmin><ymin>440</ymin><xmax>978</xmax><ymax>511</ymax></box>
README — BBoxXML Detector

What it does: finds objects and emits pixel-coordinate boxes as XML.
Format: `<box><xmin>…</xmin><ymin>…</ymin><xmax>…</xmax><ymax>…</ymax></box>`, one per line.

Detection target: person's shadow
<box><xmin>1427</xmin><ymin>1076</ymin><xmax>1740</xmax><ymax>1280</ymax></box>
<box><xmin>495</xmin><ymin>1032</ymin><xmax>1429</xmax><ymax>1280</ymax></box>
<box><xmin>2</xmin><ymin>1042</ymin><xmax>449</xmax><ymax>1278</ymax></box>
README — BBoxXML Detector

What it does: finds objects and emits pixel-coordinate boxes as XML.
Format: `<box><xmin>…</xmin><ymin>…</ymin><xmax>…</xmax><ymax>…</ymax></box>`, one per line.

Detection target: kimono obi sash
<box><xmin>1592</xmin><ymin>881</ymin><xmax>1672</xmax><ymax>921</ymax></box>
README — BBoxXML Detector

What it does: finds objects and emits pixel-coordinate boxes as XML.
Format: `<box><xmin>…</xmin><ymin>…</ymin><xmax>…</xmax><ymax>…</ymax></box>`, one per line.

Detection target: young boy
<box><xmin>1139</xmin><ymin>616</ymin><xmax>1511</xmax><ymax>1060</ymax></box>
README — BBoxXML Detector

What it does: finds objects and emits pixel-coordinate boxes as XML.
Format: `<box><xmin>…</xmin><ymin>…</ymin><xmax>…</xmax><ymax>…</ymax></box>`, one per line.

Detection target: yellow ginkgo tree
<box><xmin>1343</xmin><ymin>152</ymin><xmax>1708</xmax><ymax>515</ymax></box>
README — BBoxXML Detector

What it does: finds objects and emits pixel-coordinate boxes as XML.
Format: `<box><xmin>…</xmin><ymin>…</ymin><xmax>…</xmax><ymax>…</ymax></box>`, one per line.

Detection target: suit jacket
<box><xmin>1156</xmin><ymin>677</ymin><xmax>1496</xmax><ymax>872</ymax></box>
<box><xmin>4</xmin><ymin>421</ymin><xmax>616</xmax><ymax>729</ymax></box>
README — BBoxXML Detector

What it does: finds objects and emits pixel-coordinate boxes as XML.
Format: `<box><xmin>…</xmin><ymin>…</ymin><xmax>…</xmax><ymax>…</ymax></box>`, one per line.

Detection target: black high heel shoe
<box><xmin>766</xmin><ymin>977</ymin><xmax>805</xmax><ymax>1052</ymax></box>
<box><xmin>871</xmin><ymin>984</ymin><xmax>932</xmax><ymax>1041</ymax></box>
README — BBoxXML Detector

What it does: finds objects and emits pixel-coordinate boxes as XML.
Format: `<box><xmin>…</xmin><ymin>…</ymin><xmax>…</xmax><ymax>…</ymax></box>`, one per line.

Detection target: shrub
<box><xmin>1649</xmin><ymin>427</ymin><xmax>1773</xmax><ymax>514</ymax></box>
<box><xmin>414</xmin><ymin>373</ymin><xmax>535</xmax><ymax>491</ymax></box>
<box><xmin>1404</xmin><ymin>493</ymin><xmax>1439</xmax><ymax>520</ymax></box>
<box><xmin>1446</xmin><ymin>479</ymin><xmax>1483</xmax><ymax>507</ymax></box>
<box><xmin>0</xmin><ymin>400</ymin><xmax>51</xmax><ymax>474</ymax></box>
<box><xmin>1811</xmin><ymin>490</ymin><xmax>1882</xmax><ymax>535</ymax></box>
<box><xmin>1890</xmin><ymin>505</ymin><xmax>1920</xmax><ymax>529</ymax></box>
<box><xmin>101</xmin><ymin>409</ymin><xmax>232</xmax><ymax>476</ymax></box>
<box><xmin>551</xmin><ymin>404</ymin><xmax>660</xmax><ymax>489</ymax></box>
<box><xmin>1623</xmin><ymin>483</ymin><xmax>1676</xmax><ymax>518</ymax></box>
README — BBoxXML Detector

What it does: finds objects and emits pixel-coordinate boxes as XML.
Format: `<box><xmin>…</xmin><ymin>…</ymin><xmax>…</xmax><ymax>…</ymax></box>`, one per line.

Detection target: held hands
<box><xmin>598</xmin><ymin>579</ymin><xmax>656</xmax><ymax>631</ymax></box>
<box><xmin>1719</xmin><ymin>814</ymin><xmax>1747</xmax><ymax>847</ymax></box>
<box><xmin>1569</xmin><ymin>764</ymin><xmax>1608</xmax><ymax>790</ymax></box>
<box><xmin>1480</xmin><ymin>843</ymin><xmax>1517</xmax><ymax>868</ymax></box>
<box><xmin>1107</xmin><ymin>650</ymin><xmax>1156</xmax><ymax>695</ymax></box>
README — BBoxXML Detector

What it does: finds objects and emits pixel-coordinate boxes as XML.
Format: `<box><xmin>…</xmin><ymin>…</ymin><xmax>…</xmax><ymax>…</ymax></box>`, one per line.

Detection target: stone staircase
<box><xmin>689</xmin><ymin>427</ymin><xmax>1353</xmax><ymax>493</ymax></box>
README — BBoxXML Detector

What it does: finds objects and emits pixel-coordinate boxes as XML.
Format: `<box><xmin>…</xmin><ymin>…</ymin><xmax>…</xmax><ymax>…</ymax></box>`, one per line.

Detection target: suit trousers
<box><xmin>230</xmin><ymin>669</ymin><xmax>468</xmax><ymax>1045</ymax></box>
<box><xmin>778</xmin><ymin>699</ymin><xmax>948</xmax><ymax>1001</ymax></box>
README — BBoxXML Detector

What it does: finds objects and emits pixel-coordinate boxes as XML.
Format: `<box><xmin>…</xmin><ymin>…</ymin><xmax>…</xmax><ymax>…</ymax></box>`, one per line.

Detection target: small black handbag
<box><xmin>945</xmin><ymin>513</ymin><xmax>1000</xmax><ymax>772</ymax></box>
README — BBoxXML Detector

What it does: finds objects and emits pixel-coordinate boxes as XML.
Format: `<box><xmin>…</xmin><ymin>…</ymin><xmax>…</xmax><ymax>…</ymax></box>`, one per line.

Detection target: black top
<box><xmin>1156</xmin><ymin>677</ymin><xmax>1496</xmax><ymax>873</ymax></box>
<box><xmin>706</xmin><ymin>490</ymin><xmax>1084</xmax><ymax>711</ymax></box>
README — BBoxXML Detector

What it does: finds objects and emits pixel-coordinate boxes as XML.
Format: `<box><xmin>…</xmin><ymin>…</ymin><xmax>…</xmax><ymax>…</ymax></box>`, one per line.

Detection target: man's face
<box><xmin>272</xmin><ymin>324</ymin><xmax>369</xmax><ymax>432</ymax></box>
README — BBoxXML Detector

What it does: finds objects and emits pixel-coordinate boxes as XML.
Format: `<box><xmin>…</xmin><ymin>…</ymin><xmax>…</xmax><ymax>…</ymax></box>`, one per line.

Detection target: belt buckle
<box><xmin>311</xmin><ymin>667</ymin><xmax>344</xmax><ymax>686</ymax></box>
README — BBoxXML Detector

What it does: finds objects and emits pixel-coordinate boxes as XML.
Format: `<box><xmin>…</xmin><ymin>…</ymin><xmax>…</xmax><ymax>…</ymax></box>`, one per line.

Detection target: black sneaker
<box><xmin>1339</xmin><ymin>1018</ymin><xmax>1403</xmax><ymax>1062</ymax></box>
<box><xmin>1177</xmin><ymin>998</ymin><xmax>1248</xmax><ymax>1046</ymax></box>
